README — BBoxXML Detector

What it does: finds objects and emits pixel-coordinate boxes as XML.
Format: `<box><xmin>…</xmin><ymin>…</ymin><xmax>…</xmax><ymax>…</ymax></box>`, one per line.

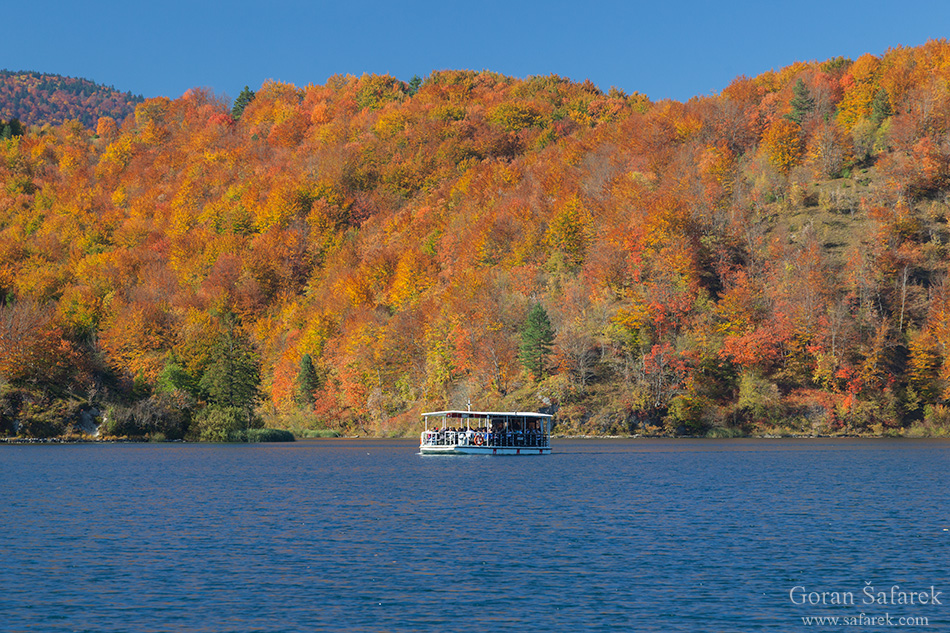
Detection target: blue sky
<box><xmin>7</xmin><ymin>1</ymin><xmax>950</xmax><ymax>103</ymax></box>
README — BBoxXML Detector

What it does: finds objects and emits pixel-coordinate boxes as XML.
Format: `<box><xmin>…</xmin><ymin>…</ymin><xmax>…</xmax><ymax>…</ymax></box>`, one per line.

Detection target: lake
<box><xmin>2</xmin><ymin>439</ymin><xmax>948</xmax><ymax>631</ymax></box>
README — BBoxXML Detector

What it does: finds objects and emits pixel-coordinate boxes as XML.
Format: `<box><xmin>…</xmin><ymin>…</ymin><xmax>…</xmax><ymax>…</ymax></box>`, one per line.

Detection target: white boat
<box><xmin>419</xmin><ymin>410</ymin><xmax>552</xmax><ymax>455</ymax></box>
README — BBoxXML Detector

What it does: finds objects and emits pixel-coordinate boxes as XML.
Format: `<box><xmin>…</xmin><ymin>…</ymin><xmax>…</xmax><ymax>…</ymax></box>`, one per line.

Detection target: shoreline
<box><xmin>3</xmin><ymin>433</ymin><xmax>949</xmax><ymax>444</ymax></box>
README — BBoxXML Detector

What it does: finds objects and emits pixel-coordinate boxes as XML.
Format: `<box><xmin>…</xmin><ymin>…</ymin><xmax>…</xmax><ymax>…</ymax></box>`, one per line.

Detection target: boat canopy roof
<box><xmin>422</xmin><ymin>410</ymin><xmax>552</xmax><ymax>419</ymax></box>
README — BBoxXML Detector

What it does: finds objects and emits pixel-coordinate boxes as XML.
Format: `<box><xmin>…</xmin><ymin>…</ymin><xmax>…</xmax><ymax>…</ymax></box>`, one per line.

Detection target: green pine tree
<box><xmin>519</xmin><ymin>304</ymin><xmax>555</xmax><ymax>381</ymax></box>
<box><xmin>295</xmin><ymin>353</ymin><xmax>319</xmax><ymax>406</ymax></box>
<box><xmin>0</xmin><ymin>119</ymin><xmax>22</xmax><ymax>139</ymax></box>
<box><xmin>870</xmin><ymin>88</ymin><xmax>892</xmax><ymax>126</ymax></box>
<box><xmin>198</xmin><ymin>318</ymin><xmax>261</xmax><ymax>422</ymax></box>
<box><xmin>231</xmin><ymin>86</ymin><xmax>256</xmax><ymax>120</ymax></box>
<box><xmin>784</xmin><ymin>79</ymin><xmax>815</xmax><ymax>125</ymax></box>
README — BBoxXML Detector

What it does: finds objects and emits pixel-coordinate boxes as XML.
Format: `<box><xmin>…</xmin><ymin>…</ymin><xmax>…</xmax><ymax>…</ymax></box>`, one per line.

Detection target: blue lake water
<box><xmin>1</xmin><ymin>439</ymin><xmax>948</xmax><ymax>632</ymax></box>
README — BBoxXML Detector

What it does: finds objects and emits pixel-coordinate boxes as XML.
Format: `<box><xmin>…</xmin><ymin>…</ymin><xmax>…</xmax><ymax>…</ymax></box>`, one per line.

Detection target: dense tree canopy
<box><xmin>0</xmin><ymin>70</ymin><xmax>142</xmax><ymax>127</ymax></box>
<box><xmin>5</xmin><ymin>42</ymin><xmax>950</xmax><ymax>438</ymax></box>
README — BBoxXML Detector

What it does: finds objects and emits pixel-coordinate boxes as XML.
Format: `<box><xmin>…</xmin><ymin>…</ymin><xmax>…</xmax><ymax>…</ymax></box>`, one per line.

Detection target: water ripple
<box><xmin>1</xmin><ymin>439</ymin><xmax>948</xmax><ymax>631</ymax></box>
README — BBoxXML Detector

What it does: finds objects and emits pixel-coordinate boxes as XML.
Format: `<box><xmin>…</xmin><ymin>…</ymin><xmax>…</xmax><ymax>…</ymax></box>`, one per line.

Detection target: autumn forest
<box><xmin>4</xmin><ymin>42</ymin><xmax>950</xmax><ymax>440</ymax></box>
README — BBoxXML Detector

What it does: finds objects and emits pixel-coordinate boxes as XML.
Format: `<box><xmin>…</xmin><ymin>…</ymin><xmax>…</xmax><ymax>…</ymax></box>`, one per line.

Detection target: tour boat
<box><xmin>419</xmin><ymin>410</ymin><xmax>552</xmax><ymax>455</ymax></box>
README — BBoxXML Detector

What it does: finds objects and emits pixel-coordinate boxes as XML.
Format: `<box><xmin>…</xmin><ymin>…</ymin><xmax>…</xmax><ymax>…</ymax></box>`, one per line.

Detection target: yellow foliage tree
<box><xmin>387</xmin><ymin>250</ymin><xmax>434</xmax><ymax>309</ymax></box>
<box><xmin>761</xmin><ymin>119</ymin><xmax>803</xmax><ymax>172</ymax></box>
<box><xmin>806</xmin><ymin>121</ymin><xmax>851</xmax><ymax>178</ymax></box>
<box><xmin>488</xmin><ymin>102</ymin><xmax>543</xmax><ymax>132</ymax></box>
<box><xmin>908</xmin><ymin>329</ymin><xmax>942</xmax><ymax>402</ymax></box>
<box><xmin>545</xmin><ymin>194</ymin><xmax>593</xmax><ymax>266</ymax></box>
<box><xmin>836</xmin><ymin>54</ymin><xmax>881</xmax><ymax>129</ymax></box>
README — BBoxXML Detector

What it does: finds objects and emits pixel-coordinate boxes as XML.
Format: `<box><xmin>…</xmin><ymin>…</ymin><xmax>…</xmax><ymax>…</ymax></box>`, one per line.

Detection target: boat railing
<box><xmin>420</xmin><ymin>429</ymin><xmax>549</xmax><ymax>448</ymax></box>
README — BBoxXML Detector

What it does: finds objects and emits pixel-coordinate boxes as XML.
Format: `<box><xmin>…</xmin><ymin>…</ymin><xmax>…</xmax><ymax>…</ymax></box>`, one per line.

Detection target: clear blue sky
<box><xmin>6</xmin><ymin>0</ymin><xmax>950</xmax><ymax>104</ymax></box>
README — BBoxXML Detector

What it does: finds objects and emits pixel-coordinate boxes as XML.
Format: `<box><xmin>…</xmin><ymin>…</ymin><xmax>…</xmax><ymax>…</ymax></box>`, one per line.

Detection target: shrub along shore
<box><xmin>2</xmin><ymin>423</ymin><xmax>948</xmax><ymax>443</ymax></box>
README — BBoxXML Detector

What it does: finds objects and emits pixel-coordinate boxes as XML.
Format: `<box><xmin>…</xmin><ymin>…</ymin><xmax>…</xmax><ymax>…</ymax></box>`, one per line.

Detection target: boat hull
<box><xmin>420</xmin><ymin>444</ymin><xmax>551</xmax><ymax>455</ymax></box>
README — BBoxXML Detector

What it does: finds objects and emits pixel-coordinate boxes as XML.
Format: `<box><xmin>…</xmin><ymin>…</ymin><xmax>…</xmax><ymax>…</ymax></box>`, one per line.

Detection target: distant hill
<box><xmin>0</xmin><ymin>70</ymin><xmax>143</xmax><ymax>128</ymax></box>
<box><xmin>5</xmin><ymin>43</ymin><xmax>950</xmax><ymax>441</ymax></box>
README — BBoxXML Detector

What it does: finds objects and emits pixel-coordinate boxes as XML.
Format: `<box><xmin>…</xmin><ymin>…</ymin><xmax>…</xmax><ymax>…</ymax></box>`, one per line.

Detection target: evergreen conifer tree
<box><xmin>870</xmin><ymin>88</ymin><xmax>892</xmax><ymax>126</ymax></box>
<box><xmin>198</xmin><ymin>317</ymin><xmax>261</xmax><ymax>424</ymax></box>
<box><xmin>519</xmin><ymin>304</ymin><xmax>555</xmax><ymax>381</ymax></box>
<box><xmin>784</xmin><ymin>79</ymin><xmax>815</xmax><ymax>125</ymax></box>
<box><xmin>295</xmin><ymin>353</ymin><xmax>319</xmax><ymax>406</ymax></box>
<box><xmin>231</xmin><ymin>86</ymin><xmax>256</xmax><ymax>120</ymax></box>
<box><xmin>0</xmin><ymin>118</ymin><xmax>23</xmax><ymax>139</ymax></box>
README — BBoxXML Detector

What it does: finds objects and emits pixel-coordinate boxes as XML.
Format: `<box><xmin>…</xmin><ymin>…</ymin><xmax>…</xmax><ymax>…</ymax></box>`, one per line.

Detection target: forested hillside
<box><xmin>3</xmin><ymin>41</ymin><xmax>950</xmax><ymax>439</ymax></box>
<box><xmin>0</xmin><ymin>70</ymin><xmax>142</xmax><ymax>128</ymax></box>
